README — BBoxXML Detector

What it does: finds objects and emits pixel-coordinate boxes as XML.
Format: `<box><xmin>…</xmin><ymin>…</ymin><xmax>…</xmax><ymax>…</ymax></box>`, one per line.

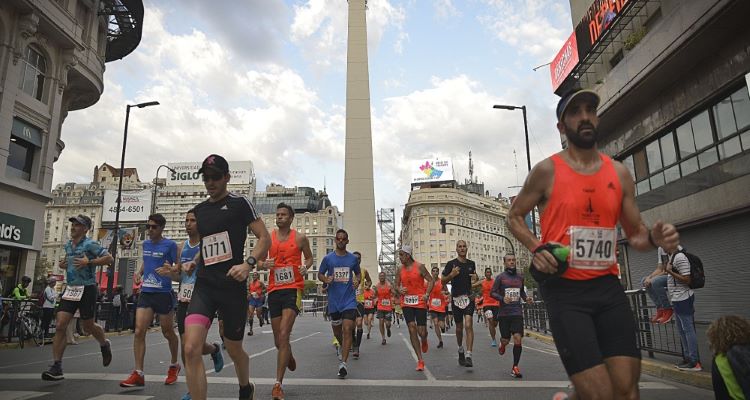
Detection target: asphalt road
<box><xmin>0</xmin><ymin>314</ymin><xmax>715</xmax><ymax>399</ymax></box>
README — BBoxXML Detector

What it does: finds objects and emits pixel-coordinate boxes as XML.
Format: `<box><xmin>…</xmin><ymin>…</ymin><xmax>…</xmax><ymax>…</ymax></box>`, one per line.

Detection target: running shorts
<box><xmin>356</xmin><ymin>303</ymin><xmax>365</xmax><ymax>318</ymax></box>
<box><xmin>452</xmin><ymin>297</ymin><xmax>475</xmax><ymax>322</ymax></box>
<box><xmin>176</xmin><ymin>301</ymin><xmax>189</xmax><ymax>335</ymax></box>
<box><xmin>498</xmin><ymin>315</ymin><xmax>524</xmax><ymax>339</ymax></box>
<box><xmin>137</xmin><ymin>291</ymin><xmax>176</xmax><ymax>315</ymax></box>
<box><xmin>376</xmin><ymin>310</ymin><xmax>392</xmax><ymax>320</ymax></box>
<box><xmin>268</xmin><ymin>288</ymin><xmax>301</xmax><ymax>319</ymax></box>
<box><xmin>187</xmin><ymin>278</ymin><xmax>247</xmax><ymax>341</ymax></box>
<box><xmin>540</xmin><ymin>274</ymin><xmax>641</xmax><ymax>376</ymax></box>
<box><xmin>58</xmin><ymin>284</ymin><xmax>98</xmax><ymax>320</ymax></box>
<box><xmin>402</xmin><ymin>307</ymin><xmax>427</xmax><ymax>326</ymax></box>
<box><xmin>330</xmin><ymin>309</ymin><xmax>357</xmax><ymax>322</ymax></box>
<box><xmin>248</xmin><ymin>297</ymin><xmax>264</xmax><ymax>308</ymax></box>
<box><xmin>430</xmin><ymin>311</ymin><xmax>446</xmax><ymax>321</ymax></box>
<box><xmin>483</xmin><ymin>305</ymin><xmax>500</xmax><ymax>321</ymax></box>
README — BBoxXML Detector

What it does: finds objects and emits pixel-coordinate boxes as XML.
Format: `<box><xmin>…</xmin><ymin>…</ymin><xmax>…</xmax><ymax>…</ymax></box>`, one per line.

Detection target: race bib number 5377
<box><xmin>569</xmin><ymin>226</ymin><xmax>616</xmax><ymax>269</ymax></box>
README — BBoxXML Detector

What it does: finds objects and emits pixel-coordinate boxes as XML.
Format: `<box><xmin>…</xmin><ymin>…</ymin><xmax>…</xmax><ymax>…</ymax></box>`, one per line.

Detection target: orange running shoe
<box><xmin>165</xmin><ymin>364</ymin><xmax>181</xmax><ymax>385</ymax></box>
<box><xmin>119</xmin><ymin>370</ymin><xmax>144</xmax><ymax>387</ymax></box>
<box><xmin>272</xmin><ymin>382</ymin><xmax>285</xmax><ymax>400</ymax></box>
<box><xmin>416</xmin><ymin>360</ymin><xmax>425</xmax><ymax>371</ymax></box>
<box><xmin>421</xmin><ymin>337</ymin><xmax>428</xmax><ymax>354</ymax></box>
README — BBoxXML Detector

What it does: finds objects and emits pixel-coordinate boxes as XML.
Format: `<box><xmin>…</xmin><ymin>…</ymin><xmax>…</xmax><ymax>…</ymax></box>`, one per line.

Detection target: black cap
<box><xmin>197</xmin><ymin>154</ymin><xmax>230</xmax><ymax>175</ymax></box>
<box><xmin>556</xmin><ymin>88</ymin><xmax>600</xmax><ymax>121</ymax></box>
<box><xmin>69</xmin><ymin>214</ymin><xmax>92</xmax><ymax>230</ymax></box>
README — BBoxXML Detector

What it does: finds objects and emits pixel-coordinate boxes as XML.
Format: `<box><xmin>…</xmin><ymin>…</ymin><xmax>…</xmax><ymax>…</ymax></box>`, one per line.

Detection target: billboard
<box><xmin>411</xmin><ymin>159</ymin><xmax>454</xmax><ymax>184</ymax></box>
<box><xmin>97</xmin><ymin>227</ymin><xmax>138</xmax><ymax>250</ymax></box>
<box><xmin>166</xmin><ymin>161</ymin><xmax>254</xmax><ymax>186</ymax></box>
<box><xmin>550</xmin><ymin>32</ymin><xmax>580</xmax><ymax>92</ymax></box>
<box><xmin>102</xmin><ymin>190</ymin><xmax>152</xmax><ymax>222</ymax></box>
<box><xmin>575</xmin><ymin>0</ymin><xmax>634</xmax><ymax>61</ymax></box>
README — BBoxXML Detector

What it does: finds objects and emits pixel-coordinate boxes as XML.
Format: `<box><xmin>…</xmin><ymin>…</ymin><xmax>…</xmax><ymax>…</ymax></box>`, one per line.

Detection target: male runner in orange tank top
<box><xmin>259</xmin><ymin>203</ymin><xmax>313</xmax><ymax>400</ymax></box>
<box><xmin>508</xmin><ymin>89</ymin><xmax>680</xmax><ymax>400</ymax></box>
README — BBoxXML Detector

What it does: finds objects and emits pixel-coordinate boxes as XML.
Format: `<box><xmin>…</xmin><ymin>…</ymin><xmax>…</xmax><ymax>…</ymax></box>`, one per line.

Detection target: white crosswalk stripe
<box><xmin>0</xmin><ymin>391</ymin><xmax>49</xmax><ymax>400</ymax></box>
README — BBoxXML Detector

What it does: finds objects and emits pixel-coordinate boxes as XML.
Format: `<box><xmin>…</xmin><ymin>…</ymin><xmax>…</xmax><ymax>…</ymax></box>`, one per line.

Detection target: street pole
<box><xmin>152</xmin><ymin>165</ymin><xmax>176</xmax><ymax>215</ymax></box>
<box><xmin>109</xmin><ymin>101</ymin><xmax>159</xmax><ymax>297</ymax></box>
<box><xmin>493</xmin><ymin>104</ymin><xmax>538</xmax><ymax>238</ymax></box>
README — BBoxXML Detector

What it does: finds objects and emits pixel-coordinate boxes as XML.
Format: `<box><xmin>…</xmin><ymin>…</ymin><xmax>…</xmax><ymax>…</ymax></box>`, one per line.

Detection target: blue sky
<box><xmin>55</xmin><ymin>0</ymin><xmax>575</xmax><ymax>225</ymax></box>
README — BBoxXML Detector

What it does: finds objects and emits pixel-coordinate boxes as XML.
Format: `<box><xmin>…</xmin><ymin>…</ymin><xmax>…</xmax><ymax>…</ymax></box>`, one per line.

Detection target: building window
<box><xmin>7</xmin><ymin>119</ymin><xmax>43</xmax><ymax>181</ymax></box>
<box><xmin>18</xmin><ymin>46</ymin><xmax>48</xmax><ymax>102</ymax></box>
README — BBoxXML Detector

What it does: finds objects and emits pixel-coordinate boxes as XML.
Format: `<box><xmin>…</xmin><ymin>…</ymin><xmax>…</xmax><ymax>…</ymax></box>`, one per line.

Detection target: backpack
<box><xmin>671</xmin><ymin>250</ymin><xmax>705</xmax><ymax>289</ymax></box>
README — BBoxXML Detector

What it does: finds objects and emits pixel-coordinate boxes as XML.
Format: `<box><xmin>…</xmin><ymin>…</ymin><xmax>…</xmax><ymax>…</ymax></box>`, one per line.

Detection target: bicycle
<box><xmin>14</xmin><ymin>301</ymin><xmax>44</xmax><ymax>348</ymax></box>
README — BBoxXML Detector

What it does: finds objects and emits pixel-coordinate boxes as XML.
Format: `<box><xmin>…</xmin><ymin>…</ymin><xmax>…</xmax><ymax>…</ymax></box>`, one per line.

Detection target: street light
<box><xmin>493</xmin><ymin>104</ymin><xmax>538</xmax><ymax>238</ymax></box>
<box><xmin>440</xmin><ymin>217</ymin><xmax>515</xmax><ymax>255</ymax></box>
<box><xmin>152</xmin><ymin>164</ymin><xmax>176</xmax><ymax>214</ymax></box>
<box><xmin>109</xmin><ymin>101</ymin><xmax>160</xmax><ymax>297</ymax></box>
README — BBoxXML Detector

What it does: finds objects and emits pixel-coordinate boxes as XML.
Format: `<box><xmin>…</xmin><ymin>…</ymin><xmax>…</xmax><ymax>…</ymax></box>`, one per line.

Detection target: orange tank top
<box><xmin>400</xmin><ymin>263</ymin><xmax>427</xmax><ymax>309</ymax></box>
<box><xmin>428</xmin><ymin>280</ymin><xmax>446</xmax><ymax>312</ymax></box>
<box><xmin>267</xmin><ymin>230</ymin><xmax>304</xmax><ymax>292</ymax></box>
<box><xmin>481</xmin><ymin>279</ymin><xmax>500</xmax><ymax>306</ymax></box>
<box><xmin>542</xmin><ymin>153</ymin><xmax>622</xmax><ymax>280</ymax></box>
<box><xmin>376</xmin><ymin>283</ymin><xmax>393</xmax><ymax>311</ymax></box>
<box><xmin>363</xmin><ymin>289</ymin><xmax>376</xmax><ymax>309</ymax></box>
<box><xmin>249</xmin><ymin>279</ymin><xmax>263</xmax><ymax>298</ymax></box>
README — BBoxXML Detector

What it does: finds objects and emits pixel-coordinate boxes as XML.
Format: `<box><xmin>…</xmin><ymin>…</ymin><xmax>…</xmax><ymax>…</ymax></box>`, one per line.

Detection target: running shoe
<box><xmin>353</xmin><ymin>349</ymin><xmax>360</xmax><ymax>359</ymax></box>
<box><xmin>101</xmin><ymin>339</ymin><xmax>112</xmax><ymax>367</ymax></box>
<box><xmin>239</xmin><ymin>382</ymin><xmax>255</xmax><ymax>400</ymax></box>
<box><xmin>416</xmin><ymin>360</ymin><xmax>425</xmax><ymax>371</ymax></box>
<box><xmin>119</xmin><ymin>370</ymin><xmax>145</xmax><ymax>387</ymax></box>
<box><xmin>441</xmin><ymin>327</ymin><xmax>445</xmax><ymax>333</ymax></box>
<box><xmin>338</xmin><ymin>362</ymin><xmax>348</xmax><ymax>378</ymax></box>
<box><xmin>658</xmin><ymin>308</ymin><xmax>674</xmax><ymax>324</ymax></box>
<box><xmin>650</xmin><ymin>309</ymin><xmax>664</xmax><ymax>323</ymax></box>
<box><xmin>41</xmin><ymin>364</ymin><xmax>64</xmax><ymax>381</ymax></box>
<box><xmin>421</xmin><ymin>337</ymin><xmax>429</xmax><ymax>354</ymax></box>
<box><xmin>511</xmin><ymin>365</ymin><xmax>523</xmax><ymax>378</ymax></box>
<box><xmin>458</xmin><ymin>350</ymin><xmax>466</xmax><ymax>366</ymax></box>
<box><xmin>437</xmin><ymin>341</ymin><xmax>443</xmax><ymax>349</ymax></box>
<box><xmin>247</xmin><ymin>328</ymin><xmax>253</xmax><ymax>336</ymax></box>
<box><xmin>381</xmin><ymin>339</ymin><xmax>386</xmax><ymax>345</ymax></box>
<box><xmin>272</xmin><ymin>382</ymin><xmax>284</xmax><ymax>400</ymax></box>
<box><xmin>288</xmin><ymin>354</ymin><xmax>297</xmax><ymax>371</ymax></box>
<box><xmin>211</xmin><ymin>342</ymin><xmax>224</xmax><ymax>372</ymax></box>
<box><xmin>387</xmin><ymin>326</ymin><xmax>391</xmax><ymax>337</ymax></box>
<box><xmin>552</xmin><ymin>392</ymin><xmax>569</xmax><ymax>400</ymax></box>
<box><xmin>165</xmin><ymin>364</ymin><xmax>181</xmax><ymax>385</ymax></box>
<box><xmin>181</xmin><ymin>393</ymin><xmax>192</xmax><ymax>400</ymax></box>
<box><xmin>677</xmin><ymin>361</ymin><xmax>702</xmax><ymax>372</ymax></box>
<box><xmin>465</xmin><ymin>355</ymin><xmax>473</xmax><ymax>367</ymax></box>
<box><xmin>367</xmin><ymin>332</ymin><xmax>370</xmax><ymax>340</ymax></box>
<box><xmin>491</xmin><ymin>339</ymin><xmax>497</xmax><ymax>347</ymax></box>
<box><xmin>499</xmin><ymin>341</ymin><xmax>507</xmax><ymax>356</ymax></box>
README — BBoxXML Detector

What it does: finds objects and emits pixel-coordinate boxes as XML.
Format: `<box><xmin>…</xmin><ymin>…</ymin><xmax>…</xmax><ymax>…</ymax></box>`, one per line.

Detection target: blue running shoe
<box><xmin>211</xmin><ymin>341</ymin><xmax>224</xmax><ymax>372</ymax></box>
<box><xmin>491</xmin><ymin>340</ymin><xmax>497</xmax><ymax>347</ymax></box>
<box><xmin>181</xmin><ymin>392</ymin><xmax>192</xmax><ymax>400</ymax></box>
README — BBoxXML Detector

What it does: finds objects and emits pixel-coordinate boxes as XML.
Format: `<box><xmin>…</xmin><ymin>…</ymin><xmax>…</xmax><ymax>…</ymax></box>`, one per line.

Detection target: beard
<box><xmin>564</xmin><ymin>121</ymin><xmax>598</xmax><ymax>149</ymax></box>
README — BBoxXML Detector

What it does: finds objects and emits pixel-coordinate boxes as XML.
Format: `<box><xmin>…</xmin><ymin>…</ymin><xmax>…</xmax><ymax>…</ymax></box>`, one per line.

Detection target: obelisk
<box><xmin>344</xmin><ymin>0</ymin><xmax>378</xmax><ymax>279</ymax></box>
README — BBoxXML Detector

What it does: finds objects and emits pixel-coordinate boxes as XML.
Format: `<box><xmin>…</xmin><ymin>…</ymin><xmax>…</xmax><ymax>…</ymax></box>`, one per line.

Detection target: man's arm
<box><xmin>614</xmin><ymin>162</ymin><xmax>679</xmax><ymax>251</ymax></box>
<box><xmin>420</xmin><ymin>263</ymin><xmax>434</xmax><ymax>300</ymax></box>
<box><xmin>666</xmin><ymin>253</ymin><xmax>691</xmax><ymax>285</ymax></box>
<box><xmin>392</xmin><ymin>267</ymin><xmax>402</xmax><ymax>296</ymax></box>
<box><xmin>490</xmin><ymin>276</ymin><xmax>504</xmax><ymax>302</ymax></box>
<box><xmin>248</xmin><ymin>219</ymin><xmax>271</xmax><ymax>264</ymax></box>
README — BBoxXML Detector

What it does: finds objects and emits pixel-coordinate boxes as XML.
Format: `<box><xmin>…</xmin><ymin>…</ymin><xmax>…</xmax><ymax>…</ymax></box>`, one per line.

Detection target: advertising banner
<box><xmin>411</xmin><ymin>159</ymin><xmax>454</xmax><ymax>184</ymax></box>
<box><xmin>97</xmin><ymin>227</ymin><xmax>138</xmax><ymax>250</ymax></box>
<box><xmin>102</xmin><ymin>190</ymin><xmax>152</xmax><ymax>222</ymax></box>
<box><xmin>575</xmin><ymin>0</ymin><xmax>634</xmax><ymax>60</ymax></box>
<box><xmin>550</xmin><ymin>32</ymin><xmax>580</xmax><ymax>92</ymax></box>
<box><xmin>166</xmin><ymin>161</ymin><xmax>254</xmax><ymax>186</ymax></box>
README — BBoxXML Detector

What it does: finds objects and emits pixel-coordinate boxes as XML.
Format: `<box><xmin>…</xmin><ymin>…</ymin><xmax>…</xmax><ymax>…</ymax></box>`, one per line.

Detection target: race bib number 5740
<box><xmin>569</xmin><ymin>226</ymin><xmax>616</xmax><ymax>269</ymax></box>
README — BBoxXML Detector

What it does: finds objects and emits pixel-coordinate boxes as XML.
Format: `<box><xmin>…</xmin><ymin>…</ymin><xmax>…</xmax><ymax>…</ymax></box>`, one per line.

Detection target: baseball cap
<box><xmin>197</xmin><ymin>154</ymin><xmax>230</xmax><ymax>175</ymax></box>
<box><xmin>69</xmin><ymin>214</ymin><xmax>92</xmax><ymax>230</ymax></box>
<box><xmin>556</xmin><ymin>88</ymin><xmax>600</xmax><ymax>121</ymax></box>
<box><xmin>400</xmin><ymin>244</ymin><xmax>413</xmax><ymax>256</ymax></box>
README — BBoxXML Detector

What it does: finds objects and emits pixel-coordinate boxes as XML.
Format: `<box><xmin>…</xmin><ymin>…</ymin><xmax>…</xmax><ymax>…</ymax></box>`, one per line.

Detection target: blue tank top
<box><xmin>180</xmin><ymin>240</ymin><xmax>201</xmax><ymax>286</ymax></box>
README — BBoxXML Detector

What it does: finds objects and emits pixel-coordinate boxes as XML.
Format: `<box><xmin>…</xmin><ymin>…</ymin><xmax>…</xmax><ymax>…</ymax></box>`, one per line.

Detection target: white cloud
<box><xmin>435</xmin><ymin>0</ymin><xmax>461</xmax><ymax>19</ymax></box>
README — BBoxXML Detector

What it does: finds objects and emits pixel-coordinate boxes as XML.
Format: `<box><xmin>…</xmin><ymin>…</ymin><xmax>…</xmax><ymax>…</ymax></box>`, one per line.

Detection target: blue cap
<box><xmin>556</xmin><ymin>89</ymin><xmax>600</xmax><ymax>121</ymax></box>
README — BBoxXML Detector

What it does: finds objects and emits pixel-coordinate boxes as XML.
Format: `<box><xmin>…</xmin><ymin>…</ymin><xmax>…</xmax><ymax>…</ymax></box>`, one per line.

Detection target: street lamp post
<box><xmin>440</xmin><ymin>218</ymin><xmax>515</xmax><ymax>255</ymax></box>
<box><xmin>493</xmin><ymin>104</ymin><xmax>538</xmax><ymax>238</ymax></box>
<box><xmin>109</xmin><ymin>101</ymin><xmax>160</xmax><ymax>297</ymax></box>
<box><xmin>152</xmin><ymin>164</ymin><xmax>176</xmax><ymax>214</ymax></box>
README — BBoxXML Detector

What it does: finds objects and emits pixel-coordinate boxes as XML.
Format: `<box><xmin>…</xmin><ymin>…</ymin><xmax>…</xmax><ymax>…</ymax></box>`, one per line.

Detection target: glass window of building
<box><xmin>18</xmin><ymin>46</ymin><xmax>48</xmax><ymax>102</ymax></box>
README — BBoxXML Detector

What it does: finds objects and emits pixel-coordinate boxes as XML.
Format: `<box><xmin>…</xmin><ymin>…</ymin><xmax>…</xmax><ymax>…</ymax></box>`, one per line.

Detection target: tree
<box><xmin>303</xmin><ymin>280</ymin><xmax>318</xmax><ymax>295</ymax></box>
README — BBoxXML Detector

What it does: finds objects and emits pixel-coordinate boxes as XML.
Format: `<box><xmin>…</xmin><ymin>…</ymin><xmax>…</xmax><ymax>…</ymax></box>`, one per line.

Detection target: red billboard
<box><xmin>550</xmin><ymin>32</ymin><xmax>580</xmax><ymax>92</ymax></box>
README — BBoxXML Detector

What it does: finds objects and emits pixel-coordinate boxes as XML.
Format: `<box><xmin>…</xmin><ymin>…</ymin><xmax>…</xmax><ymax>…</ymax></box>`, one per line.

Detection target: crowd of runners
<box><xmin>40</xmin><ymin>89</ymin><xmax>687</xmax><ymax>400</ymax></box>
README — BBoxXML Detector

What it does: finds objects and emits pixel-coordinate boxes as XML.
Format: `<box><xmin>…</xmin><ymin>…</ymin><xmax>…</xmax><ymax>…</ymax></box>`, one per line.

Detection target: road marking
<box><xmin>0</xmin><ymin>391</ymin><xmax>49</xmax><ymax>400</ymax></box>
<box><xmin>205</xmin><ymin>331</ymin><xmax>320</xmax><ymax>374</ymax></box>
<box><xmin>398</xmin><ymin>332</ymin><xmax>437</xmax><ymax>381</ymax></box>
<box><xmin>85</xmin><ymin>395</ymin><xmax>154</xmax><ymax>399</ymax></box>
<box><xmin>0</xmin><ymin>374</ymin><xmax>678</xmax><ymax>389</ymax></box>
<box><xmin>521</xmin><ymin>344</ymin><xmax>559</xmax><ymax>356</ymax></box>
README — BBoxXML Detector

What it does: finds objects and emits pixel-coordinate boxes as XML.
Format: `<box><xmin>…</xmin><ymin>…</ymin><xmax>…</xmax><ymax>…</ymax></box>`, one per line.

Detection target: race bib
<box><xmin>178</xmin><ymin>283</ymin><xmax>194</xmax><ymax>302</ymax></box>
<box><xmin>453</xmin><ymin>295</ymin><xmax>470</xmax><ymax>309</ymax></box>
<box><xmin>506</xmin><ymin>288</ymin><xmax>521</xmax><ymax>303</ymax></box>
<box><xmin>430</xmin><ymin>298</ymin><xmax>442</xmax><ymax>307</ymax></box>
<box><xmin>364</xmin><ymin>300</ymin><xmax>373</xmax><ymax>308</ymax></box>
<box><xmin>333</xmin><ymin>267</ymin><xmax>350</xmax><ymax>283</ymax></box>
<box><xmin>202</xmin><ymin>231</ymin><xmax>233</xmax><ymax>266</ymax></box>
<box><xmin>62</xmin><ymin>285</ymin><xmax>85</xmax><ymax>302</ymax></box>
<box><xmin>251</xmin><ymin>292</ymin><xmax>259</xmax><ymax>299</ymax></box>
<box><xmin>380</xmin><ymin>299</ymin><xmax>391</xmax><ymax>307</ymax></box>
<box><xmin>569</xmin><ymin>226</ymin><xmax>616</xmax><ymax>269</ymax></box>
<box><xmin>484</xmin><ymin>309</ymin><xmax>494</xmax><ymax>319</ymax></box>
<box><xmin>274</xmin><ymin>266</ymin><xmax>295</xmax><ymax>285</ymax></box>
<box><xmin>404</xmin><ymin>295</ymin><xmax>419</xmax><ymax>306</ymax></box>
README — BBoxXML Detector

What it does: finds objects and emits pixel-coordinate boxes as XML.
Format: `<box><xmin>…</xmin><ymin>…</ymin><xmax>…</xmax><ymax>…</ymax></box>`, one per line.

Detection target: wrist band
<box><xmin>648</xmin><ymin>229</ymin><xmax>657</xmax><ymax>248</ymax></box>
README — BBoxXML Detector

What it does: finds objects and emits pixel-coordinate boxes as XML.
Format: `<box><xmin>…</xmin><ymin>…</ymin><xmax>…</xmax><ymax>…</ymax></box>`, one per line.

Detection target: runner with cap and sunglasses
<box><xmin>42</xmin><ymin>214</ymin><xmax>114</xmax><ymax>381</ymax></box>
<box><xmin>183</xmin><ymin>154</ymin><xmax>271</xmax><ymax>400</ymax></box>
<box><xmin>508</xmin><ymin>88</ymin><xmax>680</xmax><ymax>399</ymax></box>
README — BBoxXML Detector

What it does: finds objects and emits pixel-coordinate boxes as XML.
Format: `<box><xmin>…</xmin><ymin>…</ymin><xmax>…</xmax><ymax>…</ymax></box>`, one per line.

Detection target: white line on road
<box><xmin>399</xmin><ymin>332</ymin><xmax>437</xmax><ymax>381</ymax></box>
<box><xmin>0</xmin><ymin>374</ymin><xmax>678</xmax><ymax>389</ymax></box>
<box><xmin>0</xmin><ymin>391</ymin><xmax>49</xmax><ymax>400</ymax></box>
<box><xmin>205</xmin><ymin>331</ymin><xmax>320</xmax><ymax>374</ymax></box>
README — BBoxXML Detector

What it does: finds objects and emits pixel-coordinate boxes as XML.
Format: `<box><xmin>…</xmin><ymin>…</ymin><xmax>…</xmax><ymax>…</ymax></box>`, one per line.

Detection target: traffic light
<box><xmin>440</xmin><ymin>217</ymin><xmax>446</xmax><ymax>233</ymax></box>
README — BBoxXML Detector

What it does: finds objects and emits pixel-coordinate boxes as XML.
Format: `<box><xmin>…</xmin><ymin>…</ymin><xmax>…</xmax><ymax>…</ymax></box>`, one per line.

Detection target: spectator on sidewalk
<box><xmin>666</xmin><ymin>245</ymin><xmax>701</xmax><ymax>371</ymax></box>
<box><xmin>641</xmin><ymin>247</ymin><xmax>677</xmax><ymax>323</ymax></box>
<box><xmin>111</xmin><ymin>286</ymin><xmax>125</xmax><ymax>332</ymax></box>
<box><xmin>41</xmin><ymin>278</ymin><xmax>58</xmax><ymax>339</ymax></box>
<box><xmin>708</xmin><ymin>315</ymin><xmax>750</xmax><ymax>400</ymax></box>
<box><xmin>11</xmin><ymin>276</ymin><xmax>31</xmax><ymax>300</ymax></box>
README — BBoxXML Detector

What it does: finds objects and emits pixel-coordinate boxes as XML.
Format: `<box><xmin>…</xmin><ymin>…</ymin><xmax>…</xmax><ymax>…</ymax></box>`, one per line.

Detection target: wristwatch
<box><xmin>245</xmin><ymin>256</ymin><xmax>257</xmax><ymax>267</ymax></box>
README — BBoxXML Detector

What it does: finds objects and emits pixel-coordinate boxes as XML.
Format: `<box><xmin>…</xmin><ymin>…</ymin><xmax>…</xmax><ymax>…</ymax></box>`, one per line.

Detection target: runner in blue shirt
<box><xmin>121</xmin><ymin>214</ymin><xmax>181</xmax><ymax>388</ymax></box>
<box><xmin>318</xmin><ymin>229</ymin><xmax>361</xmax><ymax>379</ymax></box>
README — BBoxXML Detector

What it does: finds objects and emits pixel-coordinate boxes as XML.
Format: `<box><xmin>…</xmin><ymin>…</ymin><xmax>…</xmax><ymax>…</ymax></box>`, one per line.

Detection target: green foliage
<box><xmin>624</xmin><ymin>27</ymin><xmax>647</xmax><ymax>51</ymax></box>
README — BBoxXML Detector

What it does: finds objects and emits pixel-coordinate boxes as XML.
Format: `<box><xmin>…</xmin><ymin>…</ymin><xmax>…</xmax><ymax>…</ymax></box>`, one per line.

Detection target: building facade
<box><xmin>400</xmin><ymin>187</ymin><xmax>531</xmax><ymax>277</ymax></box>
<box><xmin>0</xmin><ymin>0</ymin><xmax>143</xmax><ymax>294</ymax></box>
<box><xmin>554</xmin><ymin>0</ymin><xmax>750</xmax><ymax>323</ymax></box>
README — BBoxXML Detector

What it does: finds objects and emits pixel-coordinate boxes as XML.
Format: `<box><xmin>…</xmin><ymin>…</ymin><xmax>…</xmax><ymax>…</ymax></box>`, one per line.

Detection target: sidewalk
<box><xmin>525</xmin><ymin>330</ymin><xmax>712</xmax><ymax>390</ymax></box>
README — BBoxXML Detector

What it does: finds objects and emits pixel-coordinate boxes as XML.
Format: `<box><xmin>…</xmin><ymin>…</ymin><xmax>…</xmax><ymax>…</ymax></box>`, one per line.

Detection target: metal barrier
<box><xmin>522</xmin><ymin>288</ymin><xmax>707</xmax><ymax>358</ymax></box>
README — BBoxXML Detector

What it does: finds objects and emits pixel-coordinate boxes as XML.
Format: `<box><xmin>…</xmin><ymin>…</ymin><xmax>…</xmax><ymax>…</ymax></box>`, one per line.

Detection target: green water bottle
<box><xmin>551</xmin><ymin>245</ymin><xmax>570</xmax><ymax>263</ymax></box>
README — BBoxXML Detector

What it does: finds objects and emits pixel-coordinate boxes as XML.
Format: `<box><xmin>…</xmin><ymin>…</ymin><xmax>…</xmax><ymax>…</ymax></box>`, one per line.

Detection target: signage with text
<box><xmin>575</xmin><ymin>0</ymin><xmax>633</xmax><ymax>61</ymax></box>
<box><xmin>166</xmin><ymin>161</ymin><xmax>254</xmax><ymax>186</ymax></box>
<box><xmin>102</xmin><ymin>190</ymin><xmax>152</xmax><ymax>222</ymax></box>
<box><xmin>550</xmin><ymin>32</ymin><xmax>580</xmax><ymax>92</ymax></box>
<box><xmin>0</xmin><ymin>211</ymin><xmax>35</xmax><ymax>248</ymax></box>
<box><xmin>411</xmin><ymin>159</ymin><xmax>454</xmax><ymax>184</ymax></box>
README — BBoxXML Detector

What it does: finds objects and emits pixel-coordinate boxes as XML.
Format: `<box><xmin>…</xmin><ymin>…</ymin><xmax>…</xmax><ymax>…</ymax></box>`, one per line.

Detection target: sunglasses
<box><xmin>147</xmin><ymin>224</ymin><xmax>162</xmax><ymax>230</ymax></box>
<box><xmin>202</xmin><ymin>173</ymin><xmax>224</xmax><ymax>182</ymax></box>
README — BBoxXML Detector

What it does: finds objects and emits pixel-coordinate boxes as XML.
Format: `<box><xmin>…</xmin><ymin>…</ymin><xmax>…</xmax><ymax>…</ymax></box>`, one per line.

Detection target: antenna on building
<box><xmin>468</xmin><ymin>150</ymin><xmax>474</xmax><ymax>183</ymax></box>
<box><xmin>323</xmin><ymin>175</ymin><xmax>327</xmax><ymax>193</ymax></box>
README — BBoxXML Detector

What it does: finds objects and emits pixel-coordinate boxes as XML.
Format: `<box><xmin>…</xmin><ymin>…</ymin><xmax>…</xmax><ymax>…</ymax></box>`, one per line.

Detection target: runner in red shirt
<box><xmin>374</xmin><ymin>272</ymin><xmax>394</xmax><ymax>345</ymax></box>
<box><xmin>428</xmin><ymin>266</ymin><xmax>448</xmax><ymax>348</ymax></box>
<box><xmin>480</xmin><ymin>268</ymin><xmax>501</xmax><ymax>347</ymax></box>
<box><xmin>393</xmin><ymin>245</ymin><xmax>433</xmax><ymax>371</ymax></box>
<box><xmin>362</xmin><ymin>282</ymin><xmax>376</xmax><ymax>340</ymax></box>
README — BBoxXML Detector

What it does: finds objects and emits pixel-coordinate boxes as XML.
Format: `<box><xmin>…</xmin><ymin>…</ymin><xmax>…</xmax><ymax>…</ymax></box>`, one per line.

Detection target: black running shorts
<box><xmin>430</xmin><ymin>311</ymin><xmax>446</xmax><ymax>322</ymax></box>
<box><xmin>268</xmin><ymin>288</ymin><xmax>301</xmax><ymax>319</ymax></box>
<box><xmin>330</xmin><ymin>309</ymin><xmax>357</xmax><ymax>321</ymax></box>
<box><xmin>540</xmin><ymin>274</ymin><xmax>641</xmax><ymax>376</ymax></box>
<box><xmin>187</xmin><ymin>278</ymin><xmax>247</xmax><ymax>341</ymax></box>
<box><xmin>452</xmin><ymin>297</ymin><xmax>475</xmax><ymax>322</ymax></box>
<box><xmin>402</xmin><ymin>307</ymin><xmax>427</xmax><ymax>326</ymax></box>
<box><xmin>498</xmin><ymin>315</ymin><xmax>524</xmax><ymax>339</ymax></box>
<box><xmin>176</xmin><ymin>301</ymin><xmax>189</xmax><ymax>335</ymax></box>
<box><xmin>58</xmin><ymin>284</ymin><xmax>98</xmax><ymax>320</ymax></box>
<box><xmin>137</xmin><ymin>291</ymin><xmax>176</xmax><ymax>315</ymax></box>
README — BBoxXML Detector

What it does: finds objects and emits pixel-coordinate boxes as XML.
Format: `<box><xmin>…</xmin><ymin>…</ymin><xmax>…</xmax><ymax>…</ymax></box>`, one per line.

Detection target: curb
<box><xmin>0</xmin><ymin>326</ymin><xmax>161</xmax><ymax>350</ymax></box>
<box><xmin>524</xmin><ymin>330</ymin><xmax>711</xmax><ymax>390</ymax></box>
